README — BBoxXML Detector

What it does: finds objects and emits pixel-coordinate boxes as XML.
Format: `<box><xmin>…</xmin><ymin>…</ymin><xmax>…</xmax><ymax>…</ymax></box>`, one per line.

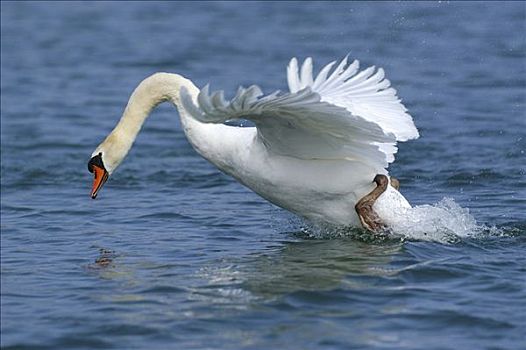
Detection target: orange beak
<box><xmin>91</xmin><ymin>165</ymin><xmax>109</xmax><ymax>199</ymax></box>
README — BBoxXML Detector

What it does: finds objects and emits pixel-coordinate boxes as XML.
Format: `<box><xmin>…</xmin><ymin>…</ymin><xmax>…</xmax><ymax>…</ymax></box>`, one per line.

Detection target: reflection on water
<box><xmin>244</xmin><ymin>239</ymin><xmax>403</xmax><ymax>298</ymax></box>
<box><xmin>197</xmin><ymin>238</ymin><xmax>404</xmax><ymax>302</ymax></box>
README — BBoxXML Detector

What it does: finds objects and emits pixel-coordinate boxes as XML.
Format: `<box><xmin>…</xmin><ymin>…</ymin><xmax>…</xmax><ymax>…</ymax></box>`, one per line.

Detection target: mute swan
<box><xmin>88</xmin><ymin>56</ymin><xmax>419</xmax><ymax>230</ymax></box>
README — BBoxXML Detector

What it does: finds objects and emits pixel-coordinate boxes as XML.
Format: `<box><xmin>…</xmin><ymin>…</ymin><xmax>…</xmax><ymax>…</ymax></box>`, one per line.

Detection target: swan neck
<box><xmin>95</xmin><ymin>73</ymin><xmax>202</xmax><ymax>174</ymax></box>
<box><xmin>118</xmin><ymin>72</ymin><xmax>198</xmax><ymax>138</ymax></box>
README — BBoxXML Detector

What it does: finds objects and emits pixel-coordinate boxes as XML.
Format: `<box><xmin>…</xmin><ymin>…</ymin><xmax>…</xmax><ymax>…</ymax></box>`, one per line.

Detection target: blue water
<box><xmin>1</xmin><ymin>2</ymin><xmax>525</xmax><ymax>349</ymax></box>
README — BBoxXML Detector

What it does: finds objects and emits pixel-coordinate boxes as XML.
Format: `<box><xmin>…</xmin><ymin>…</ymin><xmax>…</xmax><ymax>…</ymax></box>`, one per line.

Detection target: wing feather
<box><xmin>181</xmin><ymin>85</ymin><xmax>396</xmax><ymax>171</ymax></box>
<box><xmin>287</xmin><ymin>58</ymin><xmax>301</xmax><ymax>93</ymax></box>
<box><xmin>291</xmin><ymin>57</ymin><xmax>419</xmax><ymax>142</ymax></box>
<box><xmin>180</xmin><ymin>55</ymin><xmax>419</xmax><ymax>173</ymax></box>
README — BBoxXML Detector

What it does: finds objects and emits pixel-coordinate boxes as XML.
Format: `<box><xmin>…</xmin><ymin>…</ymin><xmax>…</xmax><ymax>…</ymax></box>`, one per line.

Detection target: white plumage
<box><xmin>182</xmin><ymin>56</ymin><xmax>418</xmax><ymax>171</ymax></box>
<box><xmin>92</xmin><ymin>56</ymin><xmax>418</xmax><ymax>227</ymax></box>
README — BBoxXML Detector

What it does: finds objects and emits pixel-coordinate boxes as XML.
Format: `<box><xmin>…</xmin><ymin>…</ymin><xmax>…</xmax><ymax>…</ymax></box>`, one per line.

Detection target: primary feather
<box><xmin>181</xmin><ymin>56</ymin><xmax>418</xmax><ymax>174</ymax></box>
<box><xmin>287</xmin><ymin>56</ymin><xmax>419</xmax><ymax>142</ymax></box>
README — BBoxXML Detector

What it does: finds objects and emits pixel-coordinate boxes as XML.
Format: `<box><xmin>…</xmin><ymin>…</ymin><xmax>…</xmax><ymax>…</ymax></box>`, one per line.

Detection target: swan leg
<box><xmin>391</xmin><ymin>177</ymin><xmax>400</xmax><ymax>191</ymax></box>
<box><xmin>355</xmin><ymin>174</ymin><xmax>389</xmax><ymax>232</ymax></box>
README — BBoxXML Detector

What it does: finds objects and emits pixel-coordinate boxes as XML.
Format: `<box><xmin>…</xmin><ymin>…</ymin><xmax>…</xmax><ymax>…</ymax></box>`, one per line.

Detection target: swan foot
<box><xmin>391</xmin><ymin>177</ymin><xmax>400</xmax><ymax>191</ymax></box>
<box><xmin>355</xmin><ymin>174</ymin><xmax>389</xmax><ymax>232</ymax></box>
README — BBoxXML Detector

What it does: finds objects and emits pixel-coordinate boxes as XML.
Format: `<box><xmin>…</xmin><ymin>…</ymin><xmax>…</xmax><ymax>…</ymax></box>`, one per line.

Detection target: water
<box><xmin>1</xmin><ymin>2</ymin><xmax>525</xmax><ymax>349</ymax></box>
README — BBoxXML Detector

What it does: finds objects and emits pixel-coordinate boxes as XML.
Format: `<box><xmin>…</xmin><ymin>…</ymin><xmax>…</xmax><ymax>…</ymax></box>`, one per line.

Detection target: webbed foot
<box><xmin>391</xmin><ymin>177</ymin><xmax>400</xmax><ymax>191</ymax></box>
<box><xmin>355</xmin><ymin>174</ymin><xmax>389</xmax><ymax>232</ymax></box>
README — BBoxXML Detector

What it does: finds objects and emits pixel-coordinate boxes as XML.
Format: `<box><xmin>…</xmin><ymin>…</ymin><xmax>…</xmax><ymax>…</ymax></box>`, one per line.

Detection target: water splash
<box><xmin>297</xmin><ymin>198</ymin><xmax>506</xmax><ymax>244</ymax></box>
<box><xmin>387</xmin><ymin>198</ymin><xmax>479</xmax><ymax>243</ymax></box>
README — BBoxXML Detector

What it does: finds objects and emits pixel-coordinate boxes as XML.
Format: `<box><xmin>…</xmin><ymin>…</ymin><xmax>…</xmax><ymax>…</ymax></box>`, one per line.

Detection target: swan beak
<box><xmin>90</xmin><ymin>165</ymin><xmax>109</xmax><ymax>199</ymax></box>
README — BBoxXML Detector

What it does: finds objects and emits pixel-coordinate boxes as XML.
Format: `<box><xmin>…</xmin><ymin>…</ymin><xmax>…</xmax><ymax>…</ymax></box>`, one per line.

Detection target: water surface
<box><xmin>1</xmin><ymin>2</ymin><xmax>525</xmax><ymax>349</ymax></box>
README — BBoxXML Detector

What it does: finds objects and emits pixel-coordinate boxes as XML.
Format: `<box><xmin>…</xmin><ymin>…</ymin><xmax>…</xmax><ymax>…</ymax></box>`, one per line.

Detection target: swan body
<box><xmin>90</xmin><ymin>56</ymin><xmax>418</xmax><ymax>228</ymax></box>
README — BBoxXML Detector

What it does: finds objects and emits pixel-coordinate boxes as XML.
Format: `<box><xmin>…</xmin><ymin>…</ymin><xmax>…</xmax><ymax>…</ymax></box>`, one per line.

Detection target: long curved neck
<box><xmin>115</xmin><ymin>72</ymin><xmax>202</xmax><ymax>149</ymax></box>
<box><xmin>96</xmin><ymin>73</ymin><xmax>218</xmax><ymax>173</ymax></box>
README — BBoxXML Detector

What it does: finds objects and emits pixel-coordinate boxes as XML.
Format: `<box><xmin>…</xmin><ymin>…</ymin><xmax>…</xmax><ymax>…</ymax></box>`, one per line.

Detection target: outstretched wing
<box><xmin>181</xmin><ymin>56</ymin><xmax>418</xmax><ymax>172</ymax></box>
<box><xmin>287</xmin><ymin>56</ymin><xmax>419</xmax><ymax>142</ymax></box>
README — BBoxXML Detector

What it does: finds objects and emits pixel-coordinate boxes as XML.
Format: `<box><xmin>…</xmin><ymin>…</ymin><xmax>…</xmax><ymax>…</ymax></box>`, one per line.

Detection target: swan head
<box><xmin>88</xmin><ymin>133</ymin><xmax>130</xmax><ymax>198</ymax></box>
<box><xmin>88</xmin><ymin>152</ymin><xmax>109</xmax><ymax>199</ymax></box>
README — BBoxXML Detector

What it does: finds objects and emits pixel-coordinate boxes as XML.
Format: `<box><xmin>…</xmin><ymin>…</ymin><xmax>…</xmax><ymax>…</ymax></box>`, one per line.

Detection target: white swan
<box><xmin>88</xmin><ymin>56</ymin><xmax>419</xmax><ymax>229</ymax></box>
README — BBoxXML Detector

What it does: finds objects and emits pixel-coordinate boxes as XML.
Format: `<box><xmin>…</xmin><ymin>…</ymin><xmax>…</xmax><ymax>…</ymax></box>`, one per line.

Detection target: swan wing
<box><xmin>287</xmin><ymin>56</ymin><xmax>419</xmax><ymax>143</ymax></box>
<box><xmin>181</xmin><ymin>83</ymin><xmax>396</xmax><ymax>172</ymax></box>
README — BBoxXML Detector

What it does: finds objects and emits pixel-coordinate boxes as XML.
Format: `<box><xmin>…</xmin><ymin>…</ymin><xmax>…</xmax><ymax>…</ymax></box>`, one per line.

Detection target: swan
<box><xmin>88</xmin><ymin>56</ymin><xmax>419</xmax><ymax>230</ymax></box>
